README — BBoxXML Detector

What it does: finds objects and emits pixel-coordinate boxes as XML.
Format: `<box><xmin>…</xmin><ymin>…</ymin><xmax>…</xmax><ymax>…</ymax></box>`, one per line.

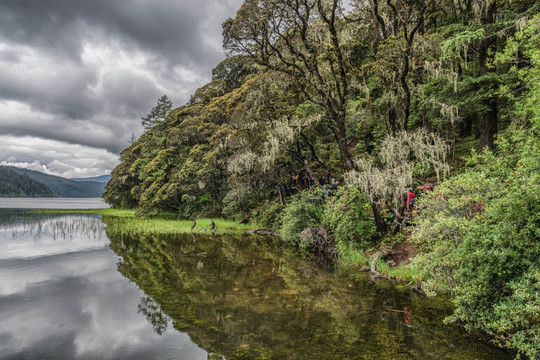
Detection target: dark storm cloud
<box><xmin>0</xmin><ymin>0</ymin><xmax>243</xmax><ymax>177</ymax></box>
<box><xmin>0</xmin><ymin>0</ymin><xmax>224</xmax><ymax>67</ymax></box>
<box><xmin>0</xmin><ymin>0</ymin><xmax>241</xmax><ymax>115</ymax></box>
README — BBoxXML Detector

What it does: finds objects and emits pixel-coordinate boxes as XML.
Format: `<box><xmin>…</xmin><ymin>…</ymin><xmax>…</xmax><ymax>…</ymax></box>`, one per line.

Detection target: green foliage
<box><xmin>221</xmin><ymin>184</ymin><xmax>257</xmax><ymax>219</ymax></box>
<box><xmin>411</xmin><ymin>124</ymin><xmax>540</xmax><ymax>356</ymax></box>
<box><xmin>411</xmin><ymin>19</ymin><xmax>540</xmax><ymax>357</ymax></box>
<box><xmin>280</xmin><ymin>188</ymin><xmax>324</xmax><ymax>248</ymax></box>
<box><xmin>6</xmin><ymin>166</ymin><xmax>104</xmax><ymax>198</ymax></box>
<box><xmin>0</xmin><ymin>167</ymin><xmax>53</xmax><ymax>197</ymax></box>
<box><xmin>441</xmin><ymin>28</ymin><xmax>484</xmax><ymax>60</ymax></box>
<box><xmin>323</xmin><ymin>186</ymin><xmax>377</xmax><ymax>250</ymax></box>
<box><xmin>93</xmin><ymin>209</ymin><xmax>254</xmax><ymax>237</ymax></box>
<box><xmin>101</xmin><ymin>5</ymin><xmax>540</xmax><ymax>356</ymax></box>
<box><xmin>252</xmin><ymin>199</ymin><xmax>285</xmax><ymax>231</ymax></box>
<box><xmin>280</xmin><ymin>186</ymin><xmax>377</xmax><ymax>258</ymax></box>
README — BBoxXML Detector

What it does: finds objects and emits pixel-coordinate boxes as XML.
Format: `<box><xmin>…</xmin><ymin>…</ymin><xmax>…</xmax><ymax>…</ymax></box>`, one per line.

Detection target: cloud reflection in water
<box><xmin>0</xmin><ymin>212</ymin><xmax>206</xmax><ymax>360</ymax></box>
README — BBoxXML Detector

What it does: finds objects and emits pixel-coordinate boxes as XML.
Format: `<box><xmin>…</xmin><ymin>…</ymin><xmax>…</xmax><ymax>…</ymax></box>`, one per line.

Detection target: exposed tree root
<box><xmin>369</xmin><ymin>248</ymin><xmax>395</xmax><ymax>283</ymax></box>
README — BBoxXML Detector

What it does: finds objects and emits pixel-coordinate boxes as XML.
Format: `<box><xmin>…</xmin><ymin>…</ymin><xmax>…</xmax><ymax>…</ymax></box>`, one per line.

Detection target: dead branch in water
<box><xmin>247</xmin><ymin>229</ymin><xmax>283</xmax><ymax>237</ymax></box>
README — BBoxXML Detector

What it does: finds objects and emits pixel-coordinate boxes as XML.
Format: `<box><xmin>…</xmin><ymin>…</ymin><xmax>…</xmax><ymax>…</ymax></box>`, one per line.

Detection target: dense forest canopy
<box><xmin>104</xmin><ymin>0</ymin><xmax>540</xmax><ymax>356</ymax></box>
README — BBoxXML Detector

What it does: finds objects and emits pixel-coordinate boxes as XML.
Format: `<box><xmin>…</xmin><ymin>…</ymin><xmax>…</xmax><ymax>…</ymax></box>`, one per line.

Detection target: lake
<box><xmin>0</xmin><ymin>201</ymin><xmax>516</xmax><ymax>359</ymax></box>
<box><xmin>0</xmin><ymin>197</ymin><xmax>109</xmax><ymax>209</ymax></box>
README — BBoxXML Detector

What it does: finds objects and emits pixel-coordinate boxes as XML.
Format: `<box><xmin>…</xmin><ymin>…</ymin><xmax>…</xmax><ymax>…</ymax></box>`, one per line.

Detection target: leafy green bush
<box><xmin>280</xmin><ymin>188</ymin><xmax>324</xmax><ymax>248</ymax></box>
<box><xmin>221</xmin><ymin>184</ymin><xmax>257</xmax><ymax>220</ymax></box>
<box><xmin>323</xmin><ymin>186</ymin><xmax>378</xmax><ymax>250</ymax></box>
<box><xmin>280</xmin><ymin>186</ymin><xmax>378</xmax><ymax>260</ymax></box>
<box><xmin>252</xmin><ymin>199</ymin><xmax>285</xmax><ymax>231</ymax></box>
<box><xmin>411</xmin><ymin>124</ymin><xmax>540</xmax><ymax>357</ymax></box>
<box><xmin>411</xmin><ymin>18</ymin><xmax>540</xmax><ymax>356</ymax></box>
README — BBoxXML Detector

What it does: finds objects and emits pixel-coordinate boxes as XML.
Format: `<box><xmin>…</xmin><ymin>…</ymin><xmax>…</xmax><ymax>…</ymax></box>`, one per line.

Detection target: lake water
<box><xmin>0</xmin><ymin>202</ymin><xmax>516</xmax><ymax>359</ymax></box>
<box><xmin>0</xmin><ymin>197</ymin><xmax>109</xmax><ymax>209</ymax></box>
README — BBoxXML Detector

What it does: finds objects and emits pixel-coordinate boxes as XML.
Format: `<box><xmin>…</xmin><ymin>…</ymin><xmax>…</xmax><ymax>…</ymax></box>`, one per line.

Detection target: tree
<box><xmin>426</xmin><ymin>0</ymin><xmax>538</xmax><ymax>149</ymax></box>
<box><xmin>141</xmin><ymin>95</ymin><xmax>173</xmax><ymax>130</ymax></box>
<box><xmin>345</xmin><ymin>129</ymin><xmax>450</xmax><ymax>232</ymax></box>
<box><xmin>353</xmin><ymin>0</ymin><xmax>428</xmax><ymax>133</ymax></box>
<box><xmin>127</xmin><ymin>131</ymin><xmax>138</xmax><ymax>144</ymax></box>
<box><xmin>223</xmin><ymin>0</ymin><xmax>362</xmax><ymax>171</ymax></box>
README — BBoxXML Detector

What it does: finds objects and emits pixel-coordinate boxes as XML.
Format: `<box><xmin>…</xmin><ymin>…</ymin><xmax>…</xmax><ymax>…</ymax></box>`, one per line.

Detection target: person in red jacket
<box><xmin>407</xmin><ymin>188</ymin><xmax>415</xmax><ymax>212</ymax></box>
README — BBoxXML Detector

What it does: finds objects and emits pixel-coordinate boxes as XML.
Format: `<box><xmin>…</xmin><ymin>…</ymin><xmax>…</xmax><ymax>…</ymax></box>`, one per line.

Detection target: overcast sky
<box><xmin>0</xmin><ymin>0</ymin><xmax>244</xmax><ymax>178</ymax></box>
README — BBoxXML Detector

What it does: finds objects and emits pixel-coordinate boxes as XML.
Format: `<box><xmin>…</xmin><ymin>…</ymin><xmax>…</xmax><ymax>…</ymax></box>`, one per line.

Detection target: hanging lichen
<box><xmin>345</xmin><ymin>129</ymin><xmax>450</xmax><ymax>218</ymax></box>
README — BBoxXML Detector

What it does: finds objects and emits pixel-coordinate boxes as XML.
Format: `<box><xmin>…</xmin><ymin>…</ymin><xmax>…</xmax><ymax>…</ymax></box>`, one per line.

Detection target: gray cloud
<box><xmin>0</xmin><ymin>0</ymin><xmax>244</xmax><ymax>177</ymax></box>
<box><xmin>0</xmin><ymin>0</ymin><xmax>232</xmax><ymax>67</ymax></box>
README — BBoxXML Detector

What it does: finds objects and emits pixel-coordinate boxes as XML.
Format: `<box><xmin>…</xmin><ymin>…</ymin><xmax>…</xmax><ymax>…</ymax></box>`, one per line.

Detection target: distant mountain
<box><xmin>0</xmin><ymin>167</ymin><xmax>53</xmax><ymax>197</ymax></box>
<box><xmin>71</xmin><ymin>174</ymin><xmax>111</xmax><ymax>183</ymax></box>
<box><xmin>4</xmin><ymin>166</ymin><xmax>105</xmax><ymax>198</ymax></box>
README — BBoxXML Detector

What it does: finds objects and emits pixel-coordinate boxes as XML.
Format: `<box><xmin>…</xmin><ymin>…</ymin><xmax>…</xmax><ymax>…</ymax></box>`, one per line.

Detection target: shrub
<box><xmin>280</xmin><ymin>188</ymin><xmax>324</xmax><ymax>249</ymax></box>
<box><xmin>411</xmin><ymin>124</ymin><xmax>540</xmax><ymax>357</ymax></box>
<box><xmin>252</xmin><ymin>199</ymin><xmax>285</xmax><ymax>231</ymax></box>
<box><xmin>221</xmin><ymin>184</ymin><xmax>257</xmax><ymax>220</ymax></box>
<box><xmin>323</xmin><ymin>186</ymin><xmax>378</xmax><ymax>250</ymax></box>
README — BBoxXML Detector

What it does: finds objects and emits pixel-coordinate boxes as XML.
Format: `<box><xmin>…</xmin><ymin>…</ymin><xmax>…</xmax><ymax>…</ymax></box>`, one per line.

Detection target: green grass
<box><xmin>34</xmin><ymin>208</ymin><xmax>257</xmax><ymax>236</ymax></box>
<box><xmin>375</xmin><ymin>259</ymin><xmax>420</xmax><ymax>283</ymax></box>
<box><xmin>104</xmin><ymin>217</ymin><xmax>254</xmax><ymax>237</ymax></box>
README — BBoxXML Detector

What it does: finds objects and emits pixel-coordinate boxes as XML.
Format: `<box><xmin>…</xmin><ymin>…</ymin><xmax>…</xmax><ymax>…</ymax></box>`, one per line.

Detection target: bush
<box><xmin>280</xmin><ymin>188</ymin><xmax>324</xmax><ymax>249</ymax></box>
<box><xmin>411</xmin><ymin>124</ymin><xmax>540</xmax><ymax>357</ymax></box>
<box><xmin>221</xmin><ymin>184</ymin><xmax>257</xmax><ymax>220</ymax></box>
<box><xmin>280</xmin><ymin>186</ymin><xmax>378</xmax><ymax>261</ymax></box>
<box><xmin>252</xmin><ymin>199</ymin><xmax>285</xmax><ymax>231</ymax></box>
<box><xmin>323</xmin><ymin>186</ymin><xmax>378</xmax><ymax>250</ymax></box>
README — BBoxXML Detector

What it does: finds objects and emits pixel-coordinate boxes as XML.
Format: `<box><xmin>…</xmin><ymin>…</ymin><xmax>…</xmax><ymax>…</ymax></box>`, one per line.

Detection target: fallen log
<box><xmin>247</xmin><ymin>229</ymin><xmax>283</xmax><ymax>237</ymax></box>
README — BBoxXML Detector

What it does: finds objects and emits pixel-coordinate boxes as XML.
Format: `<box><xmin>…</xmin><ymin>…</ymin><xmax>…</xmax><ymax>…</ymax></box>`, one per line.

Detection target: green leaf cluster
<box><xmin>280</xmin><ymin>186</ymin><xmax>377</xmax><ymax>257</ymax></box>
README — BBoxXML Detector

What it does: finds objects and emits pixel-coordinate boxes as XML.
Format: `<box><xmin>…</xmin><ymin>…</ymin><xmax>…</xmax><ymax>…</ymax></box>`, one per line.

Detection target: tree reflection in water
<box><xmin>137</xmin><ymin>296</ymin><xmax>169</xmax><ymax>335</ymax></box>
<box><xmin>104</xmin><ymin>216</ymin><xmax>515</xmax><ymax>360</ymax></box>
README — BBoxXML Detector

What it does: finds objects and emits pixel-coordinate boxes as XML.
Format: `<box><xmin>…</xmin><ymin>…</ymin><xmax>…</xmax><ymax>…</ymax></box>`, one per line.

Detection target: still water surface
<box><xmin>0</xmin><ymin>197</ymin><xmax>109</xmax><ymax>209</ymax></box>
<box><xmin>0</xmin><ymin>209</ymin><xmax>206</xmax><ymax>360</ymax></box>
<box><xmin>0</xmin><ymin>200</ymin><xmax>515</xmax><ymax>359</ymax></box>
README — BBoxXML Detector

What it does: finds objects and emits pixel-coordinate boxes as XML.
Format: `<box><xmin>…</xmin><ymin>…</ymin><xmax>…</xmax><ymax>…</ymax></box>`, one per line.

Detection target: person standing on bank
<box><xmin>407</xmin><ymin>188</ymin><xmax>415</xmax><ymax>212</ymax></box>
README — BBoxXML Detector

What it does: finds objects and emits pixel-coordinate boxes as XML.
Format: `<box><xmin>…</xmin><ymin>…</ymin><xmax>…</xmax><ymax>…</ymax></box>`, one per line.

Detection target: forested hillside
<box><xmin>104</xmin><ymin>0</ymin><xmax>539</xmax><ymax>357</ymax></box>
<box><xmin>6</xmin><ymin>167</ymin><xmax>106</xmax><ymax>197</ymax></box>
<box><xmin>0</xmin><ymin>167</ymin><xmax>53</xmax><ymax>197</ymax></box>
<box><xmin>71</xmin><ymin>174</ymin><xmax>111</xmax><ymax>183</ymax></box>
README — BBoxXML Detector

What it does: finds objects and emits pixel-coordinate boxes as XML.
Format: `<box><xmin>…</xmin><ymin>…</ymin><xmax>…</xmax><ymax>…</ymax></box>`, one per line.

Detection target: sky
<box><xmin>0</xmin><ymin>0</ymin><xmax>244</xmax><ymax>178</ymax></box>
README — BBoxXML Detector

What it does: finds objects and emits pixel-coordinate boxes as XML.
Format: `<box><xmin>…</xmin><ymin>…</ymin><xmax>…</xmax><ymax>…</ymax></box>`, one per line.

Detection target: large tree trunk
<box><xmin>478</xmin><ymin>0</ymin><xmax>498</xmax><ymax>150</ymax></box>
<box><xmin>329</xmin><ymin>112</ymin><xmax>355</xmax><ymax>171</ymax></box>
<box><xmin>371</xmin><ymin>202</ymin><xmax>386</xmax><ymax>234</ymax></box>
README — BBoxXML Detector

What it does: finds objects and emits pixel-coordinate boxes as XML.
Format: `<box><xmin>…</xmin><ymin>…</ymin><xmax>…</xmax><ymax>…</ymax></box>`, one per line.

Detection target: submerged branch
<box><xmin>247</xmin><ymin>228</ymin><xmax>283</xmax><ymax>237</ymax></box>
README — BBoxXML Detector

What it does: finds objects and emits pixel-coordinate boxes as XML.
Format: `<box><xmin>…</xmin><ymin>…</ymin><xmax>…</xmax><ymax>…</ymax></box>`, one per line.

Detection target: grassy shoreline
<box><xmin>34</xmin><ymin>208</ymin><xmax>256</xmax><ymax>236</ymax></box>
<box><xmin>36</xmin><ymin>208</ymin><xmax>419</xmax><ymax>283</ymax></box>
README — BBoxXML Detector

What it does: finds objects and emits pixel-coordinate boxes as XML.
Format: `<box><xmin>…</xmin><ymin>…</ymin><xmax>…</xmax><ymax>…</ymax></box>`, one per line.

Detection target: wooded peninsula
<box><xmin>103</xmin><ymin>1</ymin><xmax>540</xmax><ymax>357</ymax></box>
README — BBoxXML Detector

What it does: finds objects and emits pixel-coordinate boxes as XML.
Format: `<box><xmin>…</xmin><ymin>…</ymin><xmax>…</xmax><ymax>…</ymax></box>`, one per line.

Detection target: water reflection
<box><xmin>104</xmin><ymin>220</ymin><xmax>515</xmax><ymax>360</ymax></box>
<box><xmin>0</xmin><ymin>210</ymin><xmax>516</xmax><ymax>359</ymax></box>
<box><xmin>0</xmin><ymin>211</ymin><xmax>206</xmax><ymax>360</ymax></box>
<box><xmin>0</xmin><ymin>212</ymin><xmax>107</xmax><ymax>261</ymax></box>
